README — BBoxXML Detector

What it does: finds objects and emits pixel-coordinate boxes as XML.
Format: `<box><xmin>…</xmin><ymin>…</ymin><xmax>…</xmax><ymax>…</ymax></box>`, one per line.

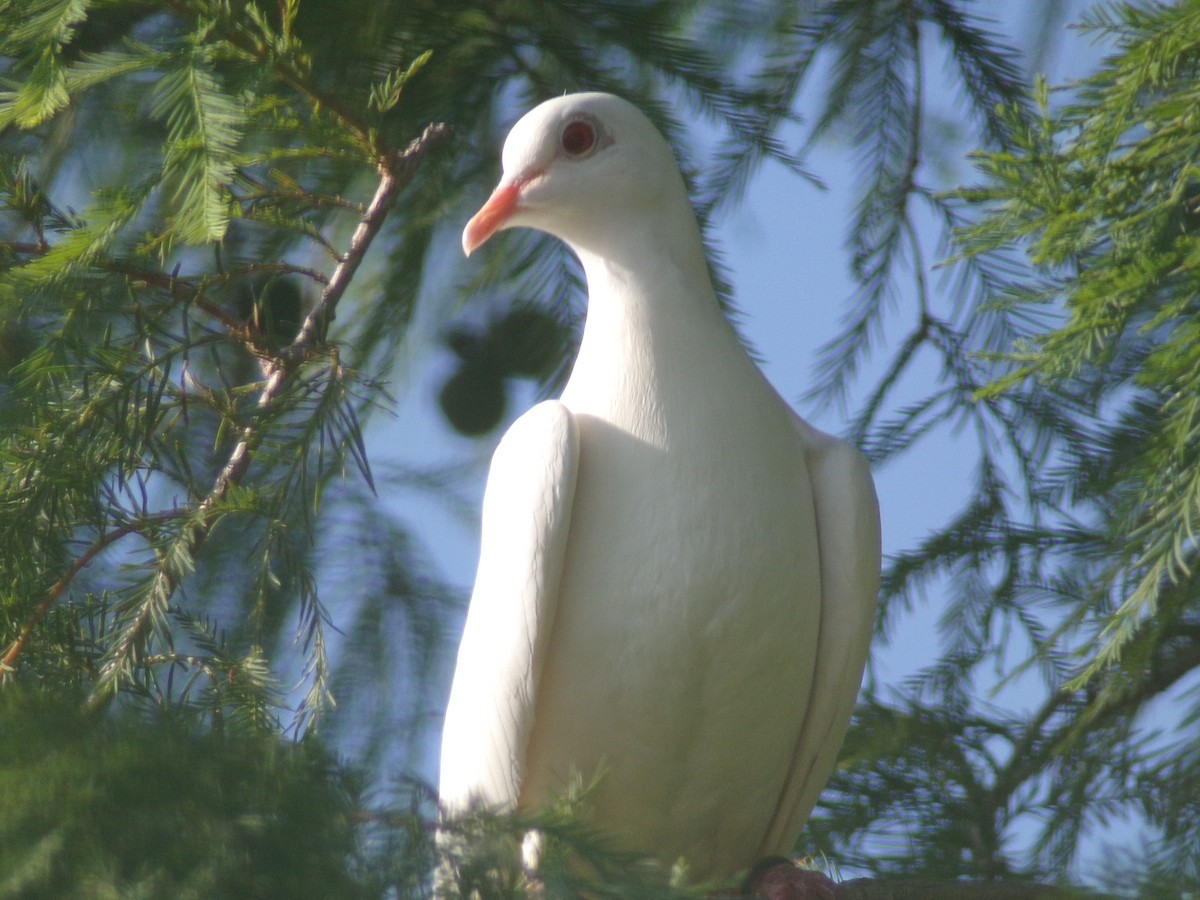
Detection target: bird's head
<box><xmin>462</xmin><ymin>92</ymin><xmax>688</xmax><ymax>258</ymax></box>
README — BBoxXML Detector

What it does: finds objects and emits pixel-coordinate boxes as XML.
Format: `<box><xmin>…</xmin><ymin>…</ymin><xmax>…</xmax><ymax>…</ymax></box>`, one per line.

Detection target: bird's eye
<box><xmin>560</xmin><ymin>120</ymin><xmax>596</xmax><ymax>157</ymax></box>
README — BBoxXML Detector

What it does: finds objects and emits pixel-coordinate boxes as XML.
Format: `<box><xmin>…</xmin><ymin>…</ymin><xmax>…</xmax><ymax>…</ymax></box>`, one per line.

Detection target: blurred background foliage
<box><xmin>0</xmin><ymin>0</ymin><xmax>1197</xmax><ymax>896</ymax></box>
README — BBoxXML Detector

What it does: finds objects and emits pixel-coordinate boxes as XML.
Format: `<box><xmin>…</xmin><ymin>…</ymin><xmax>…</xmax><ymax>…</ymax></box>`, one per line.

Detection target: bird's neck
<box><xmin>559</xmin><ymin>216</ymin><xmax>742</xmax><ymax>431</ymax></box>
<box><xmin>574</xmin><ymin>202</ymin><xmax>722</xmax><ymax>324</ymax></box>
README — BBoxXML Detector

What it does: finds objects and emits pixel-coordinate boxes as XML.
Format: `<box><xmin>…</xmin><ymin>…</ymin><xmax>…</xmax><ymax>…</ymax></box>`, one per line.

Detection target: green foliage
<box><xmin>936</xmin><ymin>7</ymin><xmax>1200</xmax><ymax>883</ymax></box>
<box><xmin>0</xmin><ymin>0</ymin><xmax>807</xmax><ymax>724</ymax></box>
<box><xmin>796</xmin><ymin>0</ymin><xmax>1200</xmax><ymax>893</ymax></box>
<box><xmin>2</xmin><ymin>0</ymin><xmax>1199</xmax><ymax>896</ymax></box>
<box><xmin>791</xmin><ymin>0</ymin><xmax>1030</xmax><ymax>402</ymax></box>
<box><xmin>437</xmin><ymin>774</ymin><xmax>708</xmax><ymax>899</ymax></box>
<box><xmin>0</xmin><ymin>0</ymin><xmax>840</xmax><ymax>894</ymax></box>
<box><xmin>954</xmin><ymin>2</ymin><xmax>1200</xmax><ymax>680</ymax></box>
<box><xmin>152</xmin><ymin>48</ymin><xmax>245</xmax><ymax>243</ymax></box>
<box><xmin>0</xmin><ymin>689</ymin><xmax>373</xmax><ymax>899</ymax></box>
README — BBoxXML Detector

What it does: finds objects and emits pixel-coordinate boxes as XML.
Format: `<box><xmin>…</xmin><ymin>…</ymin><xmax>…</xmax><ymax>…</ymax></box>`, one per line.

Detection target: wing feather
<box><xmin>439</xmin><ymin>400</ymin><xmax>580</xmax><ymax>812</ymax></box>
<box><xmin>760</xmin><ymin>419</ymin><xmax>881</xmax><ymax>855</ymax></box>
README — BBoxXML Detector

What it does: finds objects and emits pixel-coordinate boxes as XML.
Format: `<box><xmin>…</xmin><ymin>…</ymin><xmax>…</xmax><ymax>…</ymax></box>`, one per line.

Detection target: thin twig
<box><xmin>1</xmin><ymin>512</ymin><xmax>184</xmax><ymax>673</ymax></box>
<box><xmin>212</xmin><ymin>125</ymin><xmax>449</xmax><ymax>504</ymax></box>
<box><xmin>0</xmin><ymin>240</ymin><xmax>47</xmax><ymax>255</ymax></box>
<box><xmin>838</xmin><ymin>878</ymin><xmax>1103</xmax><ymax>900</ymax></box>
<box><xmin>91</xmin><ymin>122</ymin><xmax>450</xmax><ymax>698</ymax></box>
<box><xmin>160</xmin><ymin>0</ymin><xmax>377</xmax><ymax>152</ymax></box>
<box><xmin>236</xmin><ymin>183</ymin><xmax>367</xmax><ymax>216</ymax></box>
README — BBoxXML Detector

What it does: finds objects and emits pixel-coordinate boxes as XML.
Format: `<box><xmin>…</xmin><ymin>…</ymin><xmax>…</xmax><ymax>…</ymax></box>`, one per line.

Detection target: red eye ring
<box><xmin>561</xmin><ymin>120</ymin><xmax>596</xmax><ymax>157</ymax></box>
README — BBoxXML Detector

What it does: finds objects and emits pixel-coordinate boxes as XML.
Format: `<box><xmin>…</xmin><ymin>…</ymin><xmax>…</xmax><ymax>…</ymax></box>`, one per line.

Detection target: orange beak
<box><xmin>462</xmin><ymin>181</ymin><xmax>523</xmax><ymax>256</ymax></box>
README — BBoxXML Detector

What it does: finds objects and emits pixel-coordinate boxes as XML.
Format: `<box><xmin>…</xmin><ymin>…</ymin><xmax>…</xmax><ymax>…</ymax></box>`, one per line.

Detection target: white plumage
<box><xmin>439</xmin><ymin>92</ymin><xmax>880</xmax><ymax>882</ymax></box>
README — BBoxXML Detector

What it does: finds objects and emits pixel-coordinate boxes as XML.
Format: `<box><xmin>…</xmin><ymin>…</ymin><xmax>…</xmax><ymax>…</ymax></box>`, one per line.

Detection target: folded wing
<box><xmin>760</xmin><ymin>420</ymin><xmax>881</xmax><ymax>856</ymax></box>
<box><xmin>439</xmin><ymin>401</ymin><xmax>580</xmax><ymax>811</ymax></box>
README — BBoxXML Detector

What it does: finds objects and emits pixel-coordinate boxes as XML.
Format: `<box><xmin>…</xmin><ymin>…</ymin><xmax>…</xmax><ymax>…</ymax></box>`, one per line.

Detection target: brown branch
<box><xmin>837</xmin><ymin>879</ymin><xmax>1103</xmax><ymax>900</ymax></box>
<box><xmin>214</xmin><ymin>124</ymin><xmax>449</xmax><ymax>502</ymax></box>
<box><xmin>1</xmin><ymin>240</ymin><xmax>48</xmax><ymax>255</ymax></box>
<box><xmin>106</xmin><ymin>262</ymin><xmax>253</xmax><ymax>338</ymax></box>
<box><xmin>1</xmin><ymin>512</ymin><xmax>183</xmax><ymax>673</ymax></box>
<box><xmin>235</xmin><ymin>181</ymin><xmax>367</xmax><ymax>216</ymax></box>
<box><xmin>107</xmin><ymin>261</ymin><xmax>336</xmax><ymax>355</ymax></box>
<box><xmin>91</xmin><ymin>122</ymin><xmax>449</xmax><ymax>697</ymax></box>
<box><xmin>743</xmin><ymin>864</ymin><xmax>1107</xmax><ymax>899</ymax></box>
<box><xmin>15</xmin><ymin>250</ymin><xmax>252</xmax><ymax>343</ymax></box>
<box><xmin>227</xmin><ymin>261</ymin><xmax>330</xmax><ymax>286</ymax></box>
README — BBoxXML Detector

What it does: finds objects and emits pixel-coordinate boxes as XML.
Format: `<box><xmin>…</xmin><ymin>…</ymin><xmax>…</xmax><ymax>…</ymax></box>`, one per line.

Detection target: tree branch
<box><xmin>0</xmin><ymin>512</ymin><xmax>184</xmax><ymax>674</ymax></box>
<box><xmin>90</xmin><ymin>122</ymin><xmax>449</xmax><ymax>699</ymax></box>
<box><xmin>7</xmin><ymin>247</ymin><xmax>317</xmax><ymax>346</ymax></box>
<box><xmin>212</xmin><ymin>123</ymin><xmax>449</xmax><ymax>502</ymax></box>
<box><xmin>160</xmin><ymin>0</ymin><xmax>379</xmax><ymax>153</ymax></box>
<box><xmin>741</xmin><ymin>863</ymin><xmax>1108</xmax><ymax>900</ymax></box>
<box><xmin>0</xmin><ymin>240</ymin><xmax>47</xmax><ymax>255</ymax></box>
<box><xmin>837</xmin><ymin>879</ymin><xmax>1105</xmax><ymax>900</ymax></box>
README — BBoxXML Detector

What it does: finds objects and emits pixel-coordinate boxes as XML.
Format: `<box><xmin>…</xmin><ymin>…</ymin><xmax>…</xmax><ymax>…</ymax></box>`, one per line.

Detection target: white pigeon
<box><xmin>439</xmin><ymin>92</ymin><xmax>880</xmax><ymax>884</ymax></box>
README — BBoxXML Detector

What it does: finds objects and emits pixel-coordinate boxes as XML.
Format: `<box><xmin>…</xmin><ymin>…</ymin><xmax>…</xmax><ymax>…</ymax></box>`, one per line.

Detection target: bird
<box><xmin>439</xmin><ymin>92</ymin><xmax>880</xmax><ymax>887</ymax></box>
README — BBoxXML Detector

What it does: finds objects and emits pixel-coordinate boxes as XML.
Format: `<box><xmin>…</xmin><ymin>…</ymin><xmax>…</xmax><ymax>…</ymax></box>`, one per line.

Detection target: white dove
<box><xmin>439</xmin><ymin>92</ymin><xmax>880</xmax><ymax>886</ymax></box>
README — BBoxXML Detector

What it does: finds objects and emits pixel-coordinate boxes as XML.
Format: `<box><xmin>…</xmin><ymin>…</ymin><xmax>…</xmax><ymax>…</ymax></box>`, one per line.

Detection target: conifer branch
<box><xmin>0</xmin><ymin>239</ymin><xmax>48</xmax><ymax>255</ymax></box>
<box><xmin>108</xmin><ymin>260</ymin><xmax>332</xmax><ymax>346</ymax></box>
<box><xmin>89</xmin><ymin>122</ymin><xmax>448</xmax><ymax>700</ymax></box>
<box><xmin>214</xmin><ymin>122</ymin><xmax>448</xmax><ymax>499</ymax></box>
<box><xmin>160</xmin><ymin>0</ymin><xmax>379</xmax><ymax>155</ymax></box>
<box><xmin>1</xmin><ymin>512</ymin><xmax>185</xmax><ymax>674</ymax></box>
<box><xmin>7</xmin><ymin>243</ymin><xmax>326</xmax><ymax>347</ymax></box>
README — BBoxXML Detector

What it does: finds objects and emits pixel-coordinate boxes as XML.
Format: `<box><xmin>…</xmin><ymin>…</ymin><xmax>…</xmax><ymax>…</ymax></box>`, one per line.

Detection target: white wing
<box><xmin>439</xmin><ymin>400</ymin><xmax>580</xmax><ymax>813</ymax></box>
<box><xmin>760</xmin><ymin>419</ymin><xmax>881</xmax><ymax>855</ymax></box>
